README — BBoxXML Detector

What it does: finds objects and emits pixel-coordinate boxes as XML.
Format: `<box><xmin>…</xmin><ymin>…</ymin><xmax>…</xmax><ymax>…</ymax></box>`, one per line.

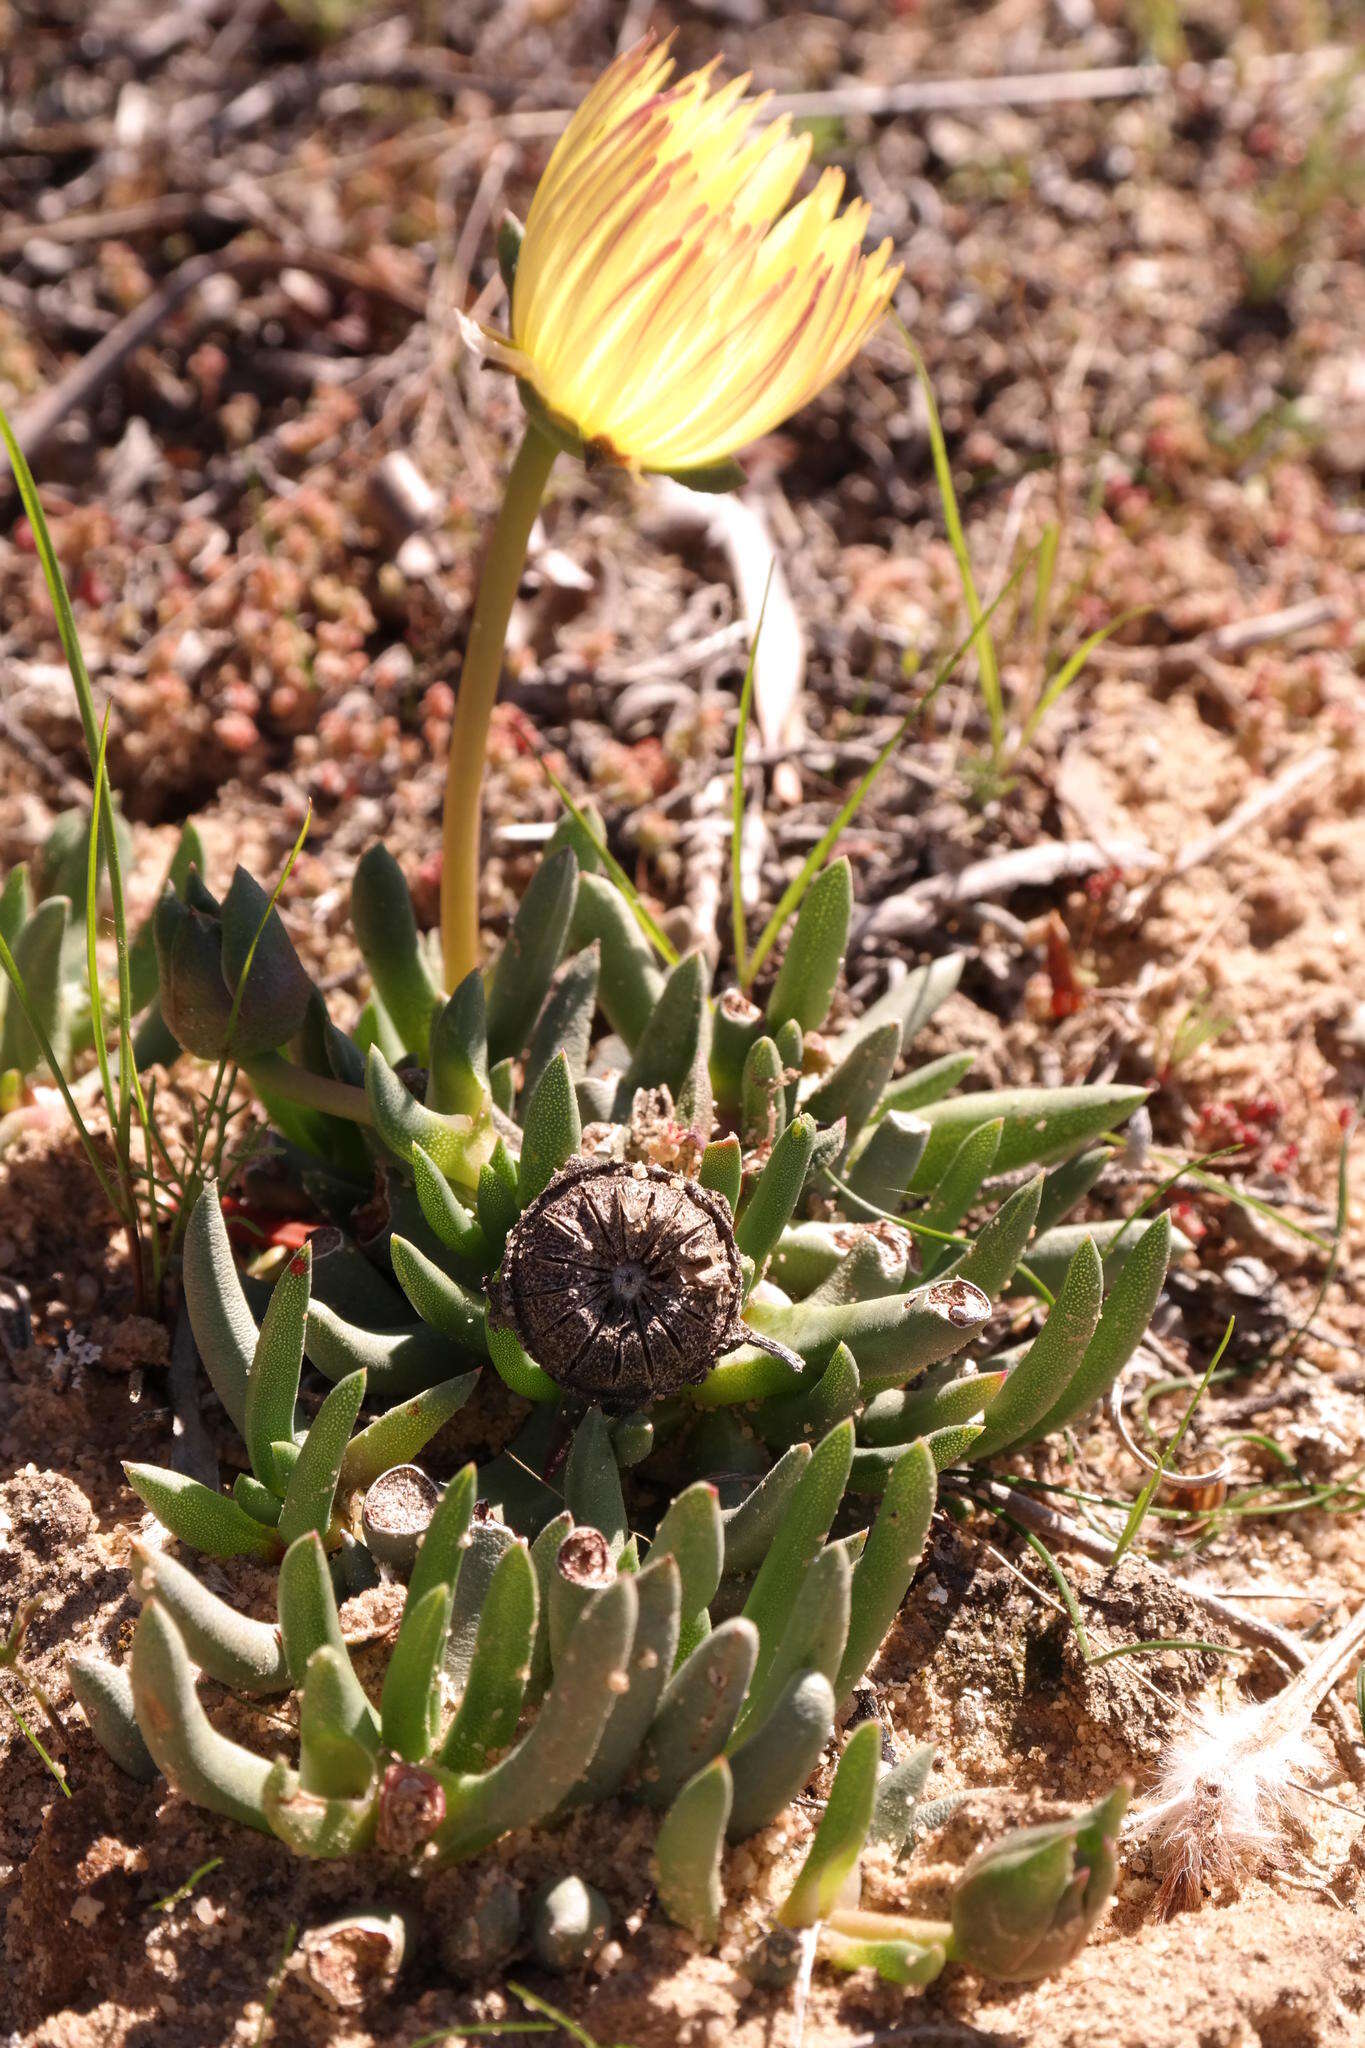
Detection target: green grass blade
<box><xmin>1021</xmin><ymin>606</ymin><xmax>1150</xmax><ymax>750</ymax></box>
<box><xmin>730</xmin><ymin>571</ymin><xmax>772</xmax><ymax>987</ymax></box>
<box><xmin>539</xmin><ymin>760</ymin><xmax>677</xmax><ymax>967</ymax></box>
<box><xmin>744</xmin><ymin>553</ymin><xmax>1033</xmax><ymax>983</ymax></box>
<box><xmin>1109</xmin><ymin>1317</ymin><xmax>1231</xmax><ymax>1567</ymax></box>
<box><xmin>899</xmin><ymin>325</ymin><xmax>1002</xmax><ymax>756</ymax></box>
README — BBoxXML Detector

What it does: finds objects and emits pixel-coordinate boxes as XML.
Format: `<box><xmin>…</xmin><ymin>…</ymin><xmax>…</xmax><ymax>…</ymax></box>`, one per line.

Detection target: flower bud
<box><xmin>949</xmin><ymin>1784</ymin><xmax>1128</xmax><ymax>1982</ymax></box>
<box><xmin>154</xmin><ymin>865</ymin><xmax>312</xmax><ymax>1060</ymax></box>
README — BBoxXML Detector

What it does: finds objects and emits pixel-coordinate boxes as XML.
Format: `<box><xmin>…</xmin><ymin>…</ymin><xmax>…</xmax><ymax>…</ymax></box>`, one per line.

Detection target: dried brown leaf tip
<box><xmin>489</xmin><ymin>1158</ymin><xmax>743</xmax><ymax>1411</ymax></box>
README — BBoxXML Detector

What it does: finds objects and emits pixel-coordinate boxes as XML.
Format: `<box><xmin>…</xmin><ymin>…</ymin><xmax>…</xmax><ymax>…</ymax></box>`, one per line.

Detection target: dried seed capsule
<box><xmin>488</xmin><ymin>1159</ymin><xmax>744</xmax><ymax>1412</ymax></box>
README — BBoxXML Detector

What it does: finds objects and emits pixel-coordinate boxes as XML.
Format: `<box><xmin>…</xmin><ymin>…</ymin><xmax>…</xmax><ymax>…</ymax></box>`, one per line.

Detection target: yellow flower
<box><xmin>501</xmin><ymin>36</ymin><xmax>901</xmax><ymax>476</ymax></box>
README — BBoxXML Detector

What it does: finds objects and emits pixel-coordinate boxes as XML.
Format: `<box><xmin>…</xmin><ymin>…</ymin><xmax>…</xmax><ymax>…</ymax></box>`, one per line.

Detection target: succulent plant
<box><xmin>118</xmin><ymin>1194</ymin><xmax>479</xmax><ymax>1572</ymax></box>
<box><xmin>69</xmin><ymin>832</ymin><xmax>1166</xmax><ymax>1983</ymax></box>
<box><xmin>149</xmin><ymin>834</ymin><xmax>1172</xmax><ymax>1518</ymax></box>
<box><xmin>75</xmin><ymin>1427</ymin><xmax>935</xmax><ymax>1873</ymax></box>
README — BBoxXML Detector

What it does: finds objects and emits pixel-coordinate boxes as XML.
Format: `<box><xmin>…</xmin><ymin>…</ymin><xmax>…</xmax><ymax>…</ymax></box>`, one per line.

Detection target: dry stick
<box><xmin>769</xmin><ymin>64</ymin><xmax>1166</xmax><ymax>120</ymax></box>
<box><xmin>971</xmin><ymin>1478</ymin><xmax>1365</xmax><ymax>1783</ymax></box>
<box><xmin>1124</xmin><ymin>746</ymin><xmax>1336</xmax><ymax>921</ymax></box>
<box><xmin>7</xmin><ymin>245</ymin><xmax>427</xmax><ymax>469</ymax></box>
<box><xmin>854</xmin><ymin>835</ymin><xmax>1159</xmax><ymax>943</ymax></box>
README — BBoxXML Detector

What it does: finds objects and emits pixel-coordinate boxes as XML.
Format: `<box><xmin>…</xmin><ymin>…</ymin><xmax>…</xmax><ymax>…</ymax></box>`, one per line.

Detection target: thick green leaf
<box><xmin>766</xmin><ymin>857</ymin><xmax>851</xmax><ymax>1034</ymax></box>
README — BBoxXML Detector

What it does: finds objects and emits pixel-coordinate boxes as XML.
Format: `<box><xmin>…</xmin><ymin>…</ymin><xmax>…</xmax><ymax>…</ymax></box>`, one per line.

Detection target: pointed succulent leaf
<box><xmin>1035</xmin><ymin>1147</ymin><xmax>1110</xmax><ymax>1235</ymax></box>
<box><xmin>299</xmin><ymin>1646</ymin><xmax>381</xmax><ymax>1799</ymax></box>
<box><xmin>130</xmin><ymin>1539</ymin><xmax>289</xmax><ymax>1693</ymax></box>
<box><xmin>278</xmin><ymin>1532</ymin><xmax>367</xmax><ymax>1692</ymax></box>
<box><xmin>123</xmin><ymin>1463</ymin><xmax>280</xmax><ymax>1563</ymax></box>
<box><xmin>350</xmin><ymin>845</ymin><xmax>443</xmax><ymax>1062</ymax></box>
<box><xmin>382</xmin><ymin>1584</ymin><xmax>453</xmax><ymax>1762</ymax></box>
<box><xmin>735</xmin><ymin>1541</ymin><xmax>850</xmax><ymax>1743</ymax></box>
<box><xmin>526</xmin><ymin>1508</ymin><xmax>574</xmax><ymax>1704</ymax></box>
<box><xmin>438</xmin><ymin>1539</ymin><xmax>538</xmax><ymax>1773</ymax></box>
<box><xmin>836</xmin><ymin>954</ymin><xmax>963</xmax><ymax>1057</ymax></box>
<box><xmin>244</xmin><ymin>1244</ymin><xmax>310</xmax><ymax>1492</ymax></box>
<box><xmin>389</xmin><ymin>1235</ymin><xmax>489</xmax><ymax>1355</ymax></box>
<box><xmin>869</xmin><ymin>1742</ymin><xmax>937</xmax><ymax>1850</ymax></box>
<box><xmin>968</xmin><ymin>1238</ymin><xmax>1104</xmax><ymax>1461</ymax></box>
<box><xmin>655</xmin><ymin>1755</ymin><xmax>732</xmax><ymax>1943</ymax></box>
<box><xmin>612</xmin><ymin>950</ymin><xmax>709</xmax><ymax>1115</ymax></box>
<box><xmin>411</xmin><ymin>1143</ymin><xmax>489</xmax><ymax>1269</ymax></box>
<box><xmin>803</xmin><ymin>1021</ymin><xmax>901</xmax><ymax>1154</ymax></box>
<box><xmin>907</xmin><ymin>1085</ymin><xmax>1148</xmax><ymax>1193</ymax></box>
<box><xmin>743</xmin><ymin>1278</ymin><xmax>991</xmax><ymax>1394</ymax></box>
<box><xmin>639</xmin><ymin>1618</ymin><xmax>757</xmax><ymax>1809</ymax></box>
<box><xmin>837</xmin><ymin>1440</ymin><xmax>936</xmax><ymax>1703</ymax></box>
<box><xmin>523</xmin><ymin>943</ymin><xmax>600</xmax><ymax>1101</ymax></box>
<box><xmin>859</xmin><ymin>1370</ymin><xmax>1005</xmax><ymax>1446</ymax></box>
<box><xmin>752</xmin><ymin>1341</ymin><xmax>859</xmax><ymax>1449</ymax></box>
<box><xmin>650</xmin><ymin>1481</ymin><xmax>724</xmax><ymax>1620</ymax></box>
<box><xmin>741</xmin><ymin>1422</ymin><xmax>853</xmax><ymax>1702</ymax></box>
<box><xmin>918</xmin><ymin>1118</ymin><xmax>1003</xmax><ymax>1251</ymax></box>
<box><xmin>306</xmin><ymin>1301</ymin><xmax>455</xmax><ymax>1403</ymax></box>
<box><xmin>770</xmin><ymin>1015</ymin><xmax>802</xmax><ymax>1119</ymax></box>
<box><xmin>276</xmin><ymin>1369</ymin><xmax>366</xmax><ymax>1547</ymax></box>
<box><xmin>875</xmin><ymin>1048</ymin><xmax>976</xmax><ymax>1119</ymax></box>
<box><xmin>427</xmin><ymin>968</ymin><xmax>490</xmax><ymax>1116</ymax></box>
<box><xmin>766</xmin><ymin>856</ymin><xmax>852</xmax><ymax>1034</ymax></box>
<box><xmin>445</xmin><ymin>1508</ymin><xmax>517</xmax><ymax>1692</ymax></box>
<box><xmin>0</xmin><ymin>895</ymin><xmax>69</xmax><ymax>1077</ymax></box>
<box><xmin>720</xmin><ymin>1445</ymin><xmax>812</xmax><ymax>1577</ymax></box>
<box><xmin>564</xmin><ymin>1406</ymin><xmax>629</xmax><ymax>1557</ymax></box>
<box><xmin>182</xmin><ymin>1183</ymin><xmax>255</xmax><ymax>1436</ymax></box>
<box><xmin>726</xmin><ymin>1669</ymin><xmax>835</xmax><ymax>1843</ymax></box>
<box><xmin>846</xmin><ymin>1111</ymin><xmax>930</xmax><ymax>1212</ymax></box>
<box><xmin>476</xmin><ymin>1138</ymin><xmax>522</xmax><ymax>1262</ymax></box>
<box><xmin>489</xmin><ymin>1057</ymin><xmax>516</xmax><ymax>1114</ymax></box>
<box><xmin>433</xmin><ymin>1575</ymin><xmax>639</xmax><ymax>1861</ymax></box>
<box><xmin>1020</xmin><ymin>1213</ymin><xmax>1191</xmax><ymax>1300</ymax></box>
<box><xmin>951</xmin><ymin>1174</ymin><xmax>1044</xmax><ymax>1300</ymax></box>
<box><xmin>573</xmin><ymin>1553</ymin><xmax>681</xmax><ymax>1803</ymax></box>
<box><xmin>407</xmin><ymin>1463</ymin><xmax>479</xmax><ymax>1611</ymax></box>
<box><xmin>130</xmin><ymin>1603</ymin><xmax>272</xmax><ymax>1830</ymax></box>
<box><xmin>0</xmin><ymin>863</ymin><xmax>32</xmax><ymax>949</ymax></box>
<box><xmin>232</xmin><ymin>1471</ymin><xmax>278</xmax><ymax>1523</ymax></box>
<box><xmin>486</xmin><ymin>1320</ymin><xmax>560</xmax><ymax>1402</ymax></box>
<box><xmin>734</xmin><ymin>1112</ymin><xmax>815</xmax><ymax>1277</ymax></box>
<box><xmin>263</xmin><ymin>1759</ymin><xmax>379</xmax><ymax>1858</ymax></box>
<box><xmin>779</xmin><ymin>1719</ymin><xmax>882</xmax><ymax>1928</ymax></box>
<box><xmin>68</xmin><ymin>1655</ymin><xmax>157</xmax><ymax>1782</ymax></box>
<box><xmin>485</xmin><ymin>845</ymin><xmax>579</xmax><ymax>1065</ymax></box>
<box><xmin>849</xmin><ymin>1424</ymin><xmax>983</xmax><ymax>1498</ymax></box>
<box><xmin>567</xmin><ymin>871</ymin><xmax>662</xmax><ymax>1045</ymax></box>
<box><xmin>699</xmin><ymin>1134</ymin><xmax>742</xmax><ymax>1215</ymax></box>
<box><xmin>739</xmin><ymin>1034</ymin><xmax>786</xmax><ymax>1152</ymax></box>
<box><xmin>806</xmin><ymin>1236</ymin><xmax>906</xmax><ymax>1304</ymax></box>
<box><xmin>518</xmin><ymin>1050</ymin><xmax>582</xmax><ymax>1206</ymax></box>
<box><xmin>366</xmin><ymin>1044</ymin><xmax>496</xmax><ymax>1191</ymax></box>
<box><xmin>336</xmin><ymin>1372</ymin><xmax>479</xmax><ymax>1497</ymax></box>
<box><xmin>1021</xmin><ymin>1214</ymin><xmax>1172</xmax><ymax>1445</ymax></box>
<box><xmin>769</xmin><ymin>1220</ymin><xmax>904</xmax><ymax>1299</ymax></box>
<box><xmin>543</xmin><ymin>796</ymin><xmax>608</xmax><ymax>875</ymax></box>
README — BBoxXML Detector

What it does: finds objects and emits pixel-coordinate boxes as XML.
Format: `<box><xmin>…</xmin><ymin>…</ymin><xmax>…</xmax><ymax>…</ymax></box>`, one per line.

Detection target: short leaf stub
<box><xmin>488</xmin><ymin>1159</ymin><xmax>743</xmax><ymax>1412</ymax></box>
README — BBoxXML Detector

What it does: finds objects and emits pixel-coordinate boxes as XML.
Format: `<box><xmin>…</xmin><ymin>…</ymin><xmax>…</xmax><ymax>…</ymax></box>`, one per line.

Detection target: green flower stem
<box><xmin>440</xmin><ymin>420</ymin><xmax>559</xmax><ymax>988</ymax></box>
